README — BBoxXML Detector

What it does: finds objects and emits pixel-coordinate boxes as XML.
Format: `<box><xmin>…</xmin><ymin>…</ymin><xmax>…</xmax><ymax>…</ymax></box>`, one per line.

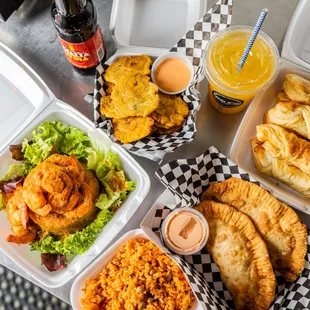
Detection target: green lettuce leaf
<box><xmin>95</xmin><ymin>171</ymin><xmax>136</xmax><ymax>210</ymax></box>
<box><xmin>30</xmin><ymin>209</ymin><xmax>114</xmax><ymax>256</ymax></box>
<box><xmin>0</xmin><ymin>193</ymin><xmax>4</xmax><ymax>210</ymax></box>
<box><xmin>22</xmin><ymin>122</ymin><xmax>66</xmax><ymax>166</ymax></box>
<box><xmin>60</xmin><ymin>127</ymin><xmax>91</xmax><ymax>160</ymax></box>
<box><xmin>21</xmin><ymin>121</ymin><xmax>91</xmax><ymax>169</ymax></box>
<box><xmin>1</xmin><ymin>164</ymin><xmax>25</xmax><ymax>181</ymax></box>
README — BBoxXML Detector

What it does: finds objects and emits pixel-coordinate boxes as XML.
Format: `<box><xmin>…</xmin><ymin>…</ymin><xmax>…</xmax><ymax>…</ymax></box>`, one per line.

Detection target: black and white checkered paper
<box><xmin>141</xmin><ymin>146</ymin><xmax>310</xmax><ymax>310</ymax></box>
<box><xmin>92</xmin><ymin>0</ymin><xmax>233</xmax><ymax>163</ymax></box>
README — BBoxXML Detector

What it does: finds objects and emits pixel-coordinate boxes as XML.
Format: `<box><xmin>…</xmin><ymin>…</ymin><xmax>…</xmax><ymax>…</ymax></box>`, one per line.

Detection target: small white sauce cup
<box><xmin>151</xmin><ymin>52</ymin><xmax>194</xmax><ymax>95</ymax></box>
<box><xmin>161</xmin><ymin>207</ymin><xmax>209</xmax><ymax>256</ymax></box>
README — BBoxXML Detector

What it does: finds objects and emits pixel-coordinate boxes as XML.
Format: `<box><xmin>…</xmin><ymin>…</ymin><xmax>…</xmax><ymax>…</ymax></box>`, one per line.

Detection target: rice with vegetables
<box><xmin>81</xmin><ymin>238</ymin><xmax>195</xmax><ymax>310</ymax></box>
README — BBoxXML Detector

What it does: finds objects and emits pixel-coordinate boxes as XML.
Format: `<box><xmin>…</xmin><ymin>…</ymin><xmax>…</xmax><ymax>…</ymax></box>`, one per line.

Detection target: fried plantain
<box><xmin>152</xmin><ymin>125</ymin><xmax>182</xmax><ymax>135</ymax></box>
<box><xmin>113</xmin><ymin>116</ymin><xmax>154</xmax><ymax>144</ymax></box>
<box><xmin>151</xmin><ymin>93</ymin><xmax>189</xmax><ymax>130</ymax></box>
<box><xmin>104</xmin><ymin>55</ymin><xmax>152</xmax><ymax>84</ymax></box>
<box><xmin>105</xmin><ymin>82</ymin><xmax>114</xmax><ymax>95</ymax></box>
<box><xmin>100</xmin><ymin>74</ymin><xmax>159</xmax><ymax>119</ymax></box>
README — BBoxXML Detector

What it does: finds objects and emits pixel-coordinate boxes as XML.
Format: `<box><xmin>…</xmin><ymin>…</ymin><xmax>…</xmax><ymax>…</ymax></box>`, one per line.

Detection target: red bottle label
<box><xmin>58</xmin><ymin>27</ymin><xmax>105</xmax><ymax>69</ymax></box>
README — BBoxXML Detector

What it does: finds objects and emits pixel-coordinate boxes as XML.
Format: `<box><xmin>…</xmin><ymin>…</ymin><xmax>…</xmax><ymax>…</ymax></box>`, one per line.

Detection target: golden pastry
<box><xmin>284</xmin><ymin>73</ymin><xmax>310</xmax><ymax>104</ymax></box>
<box><xmin>202</xmin><ymin>177</ymin><xmax>307</xmax><ymax>280</ymax></box>
<box><xmin>276</xmin><ymin>90</ymin><xmax>290</xmax><ymax>102</ymax></box>
<box><xmin>104</xmin><ymin>55</ymin><xmax>152</xmax><ymax>84</ymax></box>
<box><xmin>195</xmin><ymin>200</ymin><xmax>276</xmax><ymax>310</ymax></box>
<box><xmin>256</xmin><ymin>124</ymin><xmax>310</xmax><ymax>175</ymax></box>
<box><xmin>251</xmin><ymin>137</ymin><xmax>310</xmax><ymax>198</ymax></box>
<box><xmin>112</xmin><ymin>116</ymin><xmax>154</xmax><ymax>144</ymax></box>
<box><xmin>264</xmin><ymin>101</ymin><xmax>310</xmax><ymax>139</ymax></box>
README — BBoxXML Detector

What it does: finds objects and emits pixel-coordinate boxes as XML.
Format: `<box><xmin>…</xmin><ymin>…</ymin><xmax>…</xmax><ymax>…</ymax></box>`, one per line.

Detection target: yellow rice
<box><xmin>81</xmin><ymin>238</ymin><xmax>195</xmax><ymax>310</ymax></box>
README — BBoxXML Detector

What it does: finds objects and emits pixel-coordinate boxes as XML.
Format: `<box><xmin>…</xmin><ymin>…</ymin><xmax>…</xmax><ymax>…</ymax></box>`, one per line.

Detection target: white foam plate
<box><xmin>230</xmin><ymin>59</ymin><xmax>310</xmax><ymax>214</ymax></box>
<box><xmin>70</xmin><ymin>228</ymin><xmax>199</xmax><ymax>310</ymax></box>
<box><xmin>0</xmin><ymin>99</ymin><xmax>150</xmax><ymax>288</ymax></box>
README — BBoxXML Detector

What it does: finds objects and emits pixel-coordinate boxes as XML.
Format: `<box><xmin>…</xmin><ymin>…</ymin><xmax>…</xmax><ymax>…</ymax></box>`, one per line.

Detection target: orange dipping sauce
<box><xmin>154</xmin><ymin>58</ymin><xmax>191</xmax><ymax>93</ymax></box>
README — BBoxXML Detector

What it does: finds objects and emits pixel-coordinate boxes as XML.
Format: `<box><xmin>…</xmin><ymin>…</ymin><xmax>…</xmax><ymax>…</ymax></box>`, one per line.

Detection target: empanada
<box><xmin>284</xmin><ymin>73</ymin><xmax>310</xmax><ymax>104</ymax></box>
<box><xmin>195</xmin><ymin>201</ymin><xmax>275</xmax><ymax>310</ymax></box>
<box><xmin>256</xmin><ymin>124</ymin><xmax>310</xmax><ymax>175</ymax></box>
<box><xmin>202</xmin><ymin>178</ymin><xmax>307</xmax><ymax>280</ymax></box>
<box><xmin>251</xmin><ymin>137</ymin><xmax>310</xmax><ymax>198</ymax></box>
<box><xmin>264</xmin><ymin>101</ymin><xmax>310</xmax><ymax>139</ymax></box>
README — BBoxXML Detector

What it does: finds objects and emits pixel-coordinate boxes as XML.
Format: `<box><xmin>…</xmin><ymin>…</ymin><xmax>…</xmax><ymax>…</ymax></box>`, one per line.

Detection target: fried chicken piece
<box><xmin>100</xmin><ymin>74</ymin><xmax>159</xmax><ymax>119</ymax></box>
<box><xmin>151</xmin><ymin>93</ymin><xmax>189</xmax><ymax>129</ymax></box>
<box><xmin>104</xmin><ymin>55</ymin><xmax>152</xmax><ymax>84</ymax></box>
<box><xmin>113</xmin><ymin>117</ymin><xmax>154</xmax><ymax>144</ymax></box>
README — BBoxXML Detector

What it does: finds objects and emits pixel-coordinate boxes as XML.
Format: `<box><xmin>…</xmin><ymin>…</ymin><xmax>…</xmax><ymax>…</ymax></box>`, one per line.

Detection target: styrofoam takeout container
<box><xmin>70</xmin><ymin>229</ymin><xmax>199</xmax><ymax>310</ymax></box>
<box><xmin>230</xmin><ymin>0</ymin><xmax>310</xmax><ymax>214</ymax></box>
<box><xmin>110</xmin><ymin>0</ymin><xmax>208</xmax><ymax>58</ymax></box>
<box><xmin>0</xmin><ymin>42</ymin><xmax>150</xmax><ymax>288</ymax></box>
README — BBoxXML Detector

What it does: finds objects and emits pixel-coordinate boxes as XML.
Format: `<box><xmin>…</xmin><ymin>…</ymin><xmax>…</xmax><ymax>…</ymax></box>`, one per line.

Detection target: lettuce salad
<box><xmin>0</xmin><ymin>121</ymin><xmax>135</xmax><ymax>258</ymax></box>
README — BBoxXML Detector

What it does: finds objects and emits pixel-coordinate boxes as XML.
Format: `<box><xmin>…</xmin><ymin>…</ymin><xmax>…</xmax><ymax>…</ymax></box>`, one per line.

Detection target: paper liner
<box><xmin>92</xmin><ymin>0</ymin><xmax>233</xmax><ymax>163</ymax></box>
<box><xmin>141</xmin><ymin>146</ymin><xmax>310</xmax><ymax>310</ymax></box>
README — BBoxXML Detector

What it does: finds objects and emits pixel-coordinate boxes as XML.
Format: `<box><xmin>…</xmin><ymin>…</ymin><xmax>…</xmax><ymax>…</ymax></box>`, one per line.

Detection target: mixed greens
<box><xmin>0</xmin><ymin>121</ymin><xmax>135</xmax><ymax>269</ymax></box>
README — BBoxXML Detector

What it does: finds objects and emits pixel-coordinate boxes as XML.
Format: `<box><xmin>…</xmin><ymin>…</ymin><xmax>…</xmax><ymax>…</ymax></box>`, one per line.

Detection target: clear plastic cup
<box><xmin>204</xmin><ymin>25</ymin><xmax>280</xmax><ymax>114</ymax></box>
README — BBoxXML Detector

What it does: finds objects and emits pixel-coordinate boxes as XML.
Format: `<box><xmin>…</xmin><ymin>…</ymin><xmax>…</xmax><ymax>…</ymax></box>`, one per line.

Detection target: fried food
<box><xmin>23</xmin><ymin>154</ymin><xmax>99</xmax><ymax>236</ymax></box>
<box><xmin>276</xmin><ymin>90</ymin><xmax>290</xmax><ymax>102</ymax></box>
<box><xmin>104</xmin><ymin>55</ymin><xmax>152</xmax><ymax>84</ymax></box>
<box><xmin>251</xmin><ymin>138</ymin><xmax>310</xmax><ymax>198</ymax></box>
<box><xmin>256</xmin><ymin>124</ymin><xmax>310</xmax><ymax>175</ymax></box>
<box><xmin>152</xmin><ymin>125</ymin><xmax>182</xmax><ymax>135</ymax></box>
<box><xmin>264</xmin><ymin>100</ymin><xmax>310</xmax><ymax>139</ymax></box>
<box><xmin>284</xmin><ymin>74</ymin><xmax>310</xmax><ymax>104</ymax></box>
<box><xmin>105</xmin><ymin>82</ymin><xmax>114</xmax><ymax>95</ymax></box>
<box><xmin>195</xmin><ymin>200</ymin><xmax>276</xmax><ymax>310</ymax></box>
<box><xmin>5</xmin><ymin>186</ymin><xmax>37</xmax><ymax>244</ymax></box>
<box><xmin>113</xmin><ymin>116</ymin><xmax>154</xmax><ymax>144</ymax></box>
<box><xmin>202</xmin><ymin>178</ymin><xmax>307</xmax><ymax>280</ymax></box>
<box><xmin>100</xmin><ymin>74</ymin><xmax>159</xmax><ymax>119</ymax></box>
<box><xmin>81</xmin><ymin>238</ymin><xmax>195</xmax><ymax>310</ymax></box>
<box><xmin>151</xmin><ymin>93</ymin><xmax>189</xmax><ymax>129</ymax></box>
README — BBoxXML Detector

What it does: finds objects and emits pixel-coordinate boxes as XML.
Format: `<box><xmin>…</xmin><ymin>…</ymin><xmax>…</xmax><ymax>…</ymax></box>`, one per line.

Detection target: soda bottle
<box><xmin>51</xmin><ymin>0</ymin><xmax>105</xmax><ymax>73</ymax></box>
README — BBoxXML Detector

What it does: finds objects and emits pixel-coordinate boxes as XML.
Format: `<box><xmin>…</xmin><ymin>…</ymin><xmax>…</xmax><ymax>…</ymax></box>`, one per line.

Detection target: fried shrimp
<box><xmin>5</xmin><ymin>186</ymin><xmax>37</xmax><ymax>244</ymax></box>
<box><xmin>23</xmin><ymin>155</ymin><xmax>85</xmax><ymax>215</ymax></box>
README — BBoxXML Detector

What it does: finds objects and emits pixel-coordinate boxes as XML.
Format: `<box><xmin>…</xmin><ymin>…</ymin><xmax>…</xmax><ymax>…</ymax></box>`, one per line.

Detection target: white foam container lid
<box><xmin>70</xmin><ymin>229</ymin><xmax>199</xmax><ymax>310</ymax></box>
<box><xmin>0</xmin><ymin>42</ymin><xmax>150</xmax><ymax>288</ymax></box>
<box><xmin>230</xmin><ymin>0</ymin><xmax>310</xmax><ymax>214</ymax></box>
<box><xmin>110</xmin><ymin>0</ymin><xmax>208</xmax><ymax>57</ymax></box>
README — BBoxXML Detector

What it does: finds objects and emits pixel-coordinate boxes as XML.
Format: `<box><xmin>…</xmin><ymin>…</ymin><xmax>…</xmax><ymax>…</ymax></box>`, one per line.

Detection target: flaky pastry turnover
<box><xmin>195</xmin><ymin>200</ymin><xmax>275</xmax><ymax>310</ymax></box>
<box><xmin>251</xmin><ymin>137</ymin><xmax>310</xmax><ymax>198</ymax></box>
<box><xmin>284</xmin><ymin>74</ymin><xmax>310</xmax><ymax>104</ymax></box>
<box><xmin>256</xmin><ymin>124</ymin><xmax>310</xmax><ymax>175</ymax></box>
<box><xmin>264</xmin><ymin>101</ymin><xmax>310</xmax><ymax>139</ymax></box>
<box><xmin>202</xmin><ymin>178</ymin><xmax>307</xmax><ymax>280</ymax></box>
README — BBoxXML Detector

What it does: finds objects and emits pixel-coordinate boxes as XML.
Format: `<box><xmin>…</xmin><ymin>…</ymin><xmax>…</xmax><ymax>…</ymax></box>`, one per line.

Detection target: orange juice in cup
<box><xmin>205</xmin><ymin>26</ymin><xmax>279</xmax><ymax>114</ymax></box>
